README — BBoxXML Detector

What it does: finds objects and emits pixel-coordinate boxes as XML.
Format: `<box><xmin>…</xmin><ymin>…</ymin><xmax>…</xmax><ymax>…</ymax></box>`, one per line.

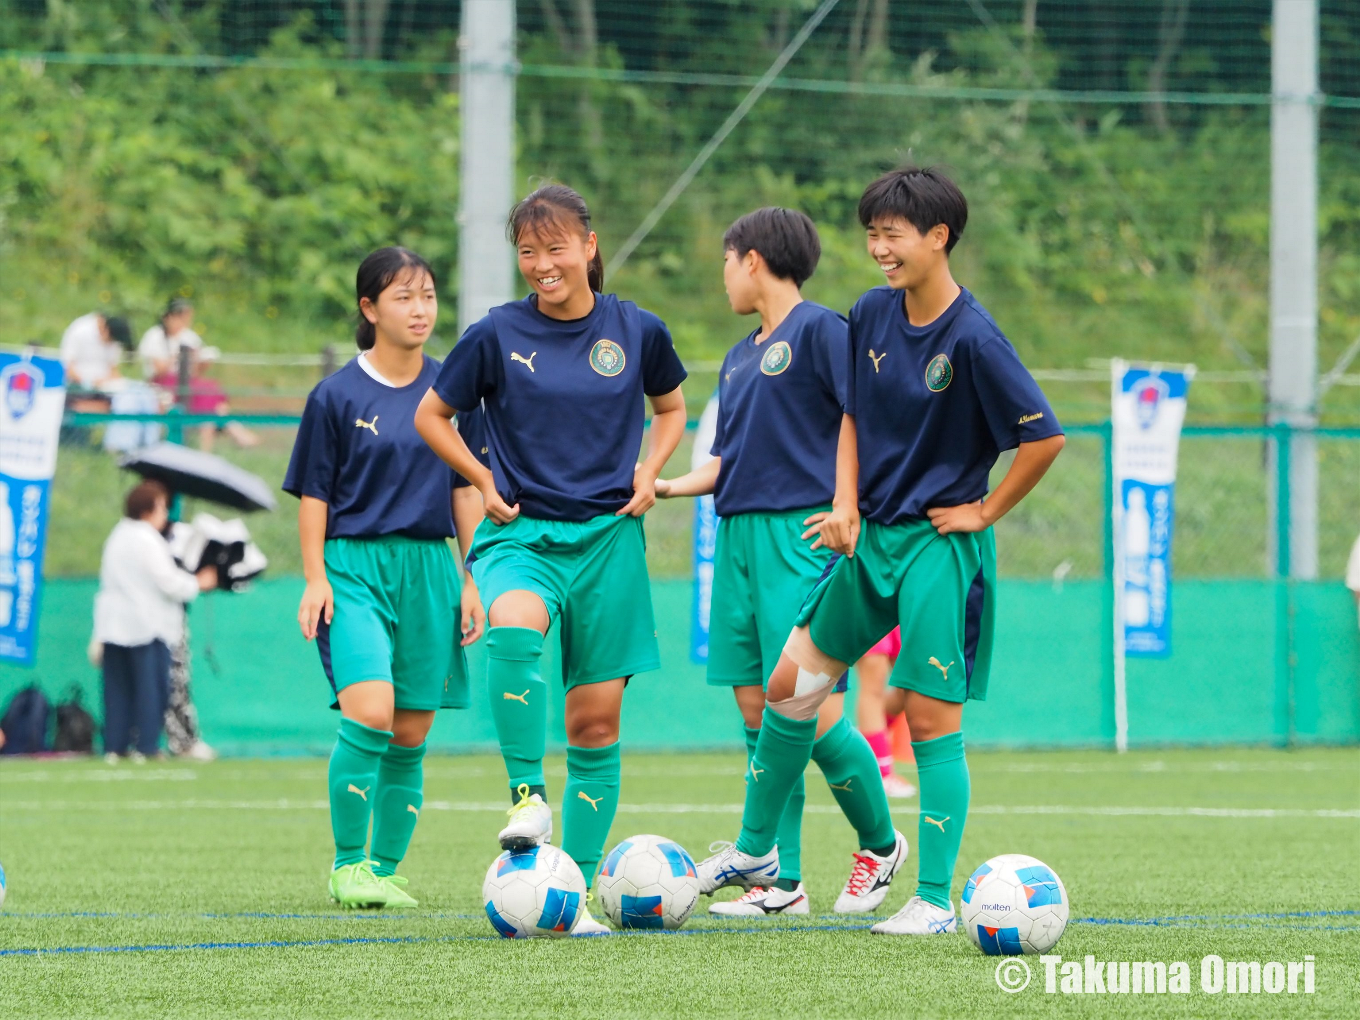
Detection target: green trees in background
<box><xmin>1</xmin><ymin>0</ymin><xmax>1357</xmax><ymax>411</ymax></box>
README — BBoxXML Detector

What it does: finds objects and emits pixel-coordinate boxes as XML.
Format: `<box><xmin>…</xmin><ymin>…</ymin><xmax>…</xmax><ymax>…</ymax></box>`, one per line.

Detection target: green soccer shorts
<box><xmin>707</xmin><ymin>507</ymin><xmax>847</xmax><ymax>692</ymax></box>
<box><xmin>318</xmin><ymin>536</ymin><xmax>469</xmax><ymax>711</ymax></box>
<box><xmin>794</xmin><ymin>518</ymin><xmax>997</xmax><ymax>703</ymax></box>
<box><xmin>468</xmin><ymin>513</ymin><xmax>660</xmax><ymax>688</ymax></box>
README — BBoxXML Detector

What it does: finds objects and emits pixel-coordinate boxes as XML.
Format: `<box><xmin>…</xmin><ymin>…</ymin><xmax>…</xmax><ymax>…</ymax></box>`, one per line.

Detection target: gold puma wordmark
<box><xmin>510</xmin><ymin>351</ymin><xmax>537</xmax><ymax>372</ymax></box>
<box><xmin>577</xmin><ymin>791</ymin><xmax>603</xmax><ymax>811</ymax></box>
<box><xmin>868</xmin><ymin>350</ymin><xmax>887</xmax><ymax>373</ymax></box>
<box><xmin>355</xmin><ymin>416</ymin><xmax>379</xmax><ymax>435</ymax></box>
<box><xmin>347</xmin><ymin>784</ymin><xmax>369</xmax><ymax>801</ymax></box>
<box><xmin>928</xmin><ymin>656</ymin><xmax>955</xmax><ymax>680</ymax></box>
<box><xmin>503</xmin><ymin>690</ymin><xmax>530</xmax><ymax>704</ymax></box>
<box><xmin>923</xmin><ymin>815</ymin><xmax>950</xmax><ymax>832</ymax></box>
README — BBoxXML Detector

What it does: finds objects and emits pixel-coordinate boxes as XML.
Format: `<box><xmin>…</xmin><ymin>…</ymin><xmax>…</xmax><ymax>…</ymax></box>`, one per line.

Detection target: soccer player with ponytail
<box><xmin>416</xmin><ymin>184</ymin><xmax>687</xmax><ymax>935</ymax></box>
<box><xmin>285</xmin><ymin>247</ymin><xmax>486</xmax><ymax>909</ymax></box>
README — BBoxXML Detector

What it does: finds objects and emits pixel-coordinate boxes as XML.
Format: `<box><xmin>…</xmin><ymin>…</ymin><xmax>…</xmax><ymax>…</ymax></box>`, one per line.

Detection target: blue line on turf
<box><xmin>4</xmin><ymin>914</ymin><xmax>1357</xmax><ymax>957</ymax></box>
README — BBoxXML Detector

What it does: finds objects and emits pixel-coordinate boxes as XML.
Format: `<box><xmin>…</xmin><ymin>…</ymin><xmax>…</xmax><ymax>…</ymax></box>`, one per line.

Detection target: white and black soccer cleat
<box><xmin>833</xmin><ymin>828</ymin><xmax>909</xmax><ymax>913</ymax></box>
<box><xmin>498</xmin><ymin>786</ymin><xmax>553</xmax><ymax>850</ymax></box>
<box><xmin>695</xmin><ymin>842</ymin><xmax>780</xmax><ymax>895</ymax></box>
<box><xmin>870</xmin><ymin>895</ymin><xmax>958</xmax><ymax>935</ymax></box>
<box><xmin>708</xmin><ymin>883</ymin><xmax>809</xmax><ymax>917</ymax></box>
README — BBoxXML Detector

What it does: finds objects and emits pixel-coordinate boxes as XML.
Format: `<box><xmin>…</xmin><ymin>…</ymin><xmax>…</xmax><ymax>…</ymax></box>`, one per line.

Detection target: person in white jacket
<box><xmin>94</xmin><ymin>480</ymin><xmax>216</xmax><ymax>761</ymax></box>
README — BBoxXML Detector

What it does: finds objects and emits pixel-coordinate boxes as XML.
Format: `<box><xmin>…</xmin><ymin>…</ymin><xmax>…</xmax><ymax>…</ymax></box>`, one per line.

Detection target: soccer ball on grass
<box><xmin>596</xmin><ymin>834</ymin><xmax>700</xmax><ymax>930</ymax></box>
<box><xmin>960</xmin><ymin>853</ymin><xmax>1069</xmax><ymax>955</ymax></box>
<box><xmin>483</xmin><ymin>844</ymin><xmax>587</xmax><ymax>938</ymax></box>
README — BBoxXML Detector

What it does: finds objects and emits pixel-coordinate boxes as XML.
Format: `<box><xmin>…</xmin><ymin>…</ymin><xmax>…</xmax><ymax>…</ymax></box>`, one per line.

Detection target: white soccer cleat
<box><xmin>833</xmin><ymin>829</ymin><xmax>909</xmax><ymax>913</ymax></box>
<box><xmin>570</xmin><ymin>903</ymin><xmax>612</xmax><ymax>936</ymax></box>
<box><xmin>695</xmin><ymin>842</ymin><xmax>780</xmax><ymax>895</ymax></box>
<box><xmin>708</xmin><ymin>883</ymin><xmax>809</xmax><ymax>917</ymax></box>
<box><xmin>183</xmin><ymin>740</ymin><xmax>217</xmax><ymax>762</ymax></box>
<box><xmin>881</xmin><ymin>773</ymin><xmax>917</xmax><ymax>798</ymax></box>
<box><xmin>870</xmin><ymin>895</ymin><xmax>958</xmax><ymax>935</ymax></box>
<box><xmin>498</xmin><ymin>785</ymin><xmax>553</xmax><ymax>851</ymax></box>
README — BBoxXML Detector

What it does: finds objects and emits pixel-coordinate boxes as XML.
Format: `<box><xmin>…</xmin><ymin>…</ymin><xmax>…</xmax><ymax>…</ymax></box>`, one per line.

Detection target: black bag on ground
<box><xmin>53</xmin><ymin>687</ymin><xmax>96</xmax><ymax>754</ymax></box>
<box><xmin>0</xmin><ymin>685</ymin><xmax>51</xmax><ymax>754</ymax></box>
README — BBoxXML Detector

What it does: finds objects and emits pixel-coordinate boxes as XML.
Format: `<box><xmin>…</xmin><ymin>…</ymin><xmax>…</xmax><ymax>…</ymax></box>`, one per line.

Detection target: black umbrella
<box><xmin>119</xmin><ymin>442</ymin><xmax>277</xmax><ymax>512</ymax></box>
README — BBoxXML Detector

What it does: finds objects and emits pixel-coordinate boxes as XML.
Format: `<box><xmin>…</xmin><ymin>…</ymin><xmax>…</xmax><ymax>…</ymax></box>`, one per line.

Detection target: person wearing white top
<box><xmin>94</xmin><ymin>480</ymin><xmax>217</xmax><ymax>759</ymax></box>
<box><xmin>60</xmin><ymin>312</ymin><xmax>126</xmax><ymax>390</ymax></box>
<box><xmin>138</xmin><ymin>297</ymin><xmax>203</xmax><ymax>378</ymax></box>
<box><xmin>1347</xmin><ymin>534</ymin><xmax>1360</xmax><ymax>630</ymax></box>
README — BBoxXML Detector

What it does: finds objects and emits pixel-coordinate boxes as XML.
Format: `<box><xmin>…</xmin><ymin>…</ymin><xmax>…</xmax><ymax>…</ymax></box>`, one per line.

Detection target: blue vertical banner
<box><xmin>1111</xmin><ymin>361</ymin><xmax>1193</xmax><ymax>658</ymax></box>
<box><xmin>690</xmin><ymin>392</ymin><xmax>721</xmax><ymax>664</ymax></box>
<box><xmin>0</xmin><ymin>353</ymin><xmax>65</xmax><ymax>665</ymax></box>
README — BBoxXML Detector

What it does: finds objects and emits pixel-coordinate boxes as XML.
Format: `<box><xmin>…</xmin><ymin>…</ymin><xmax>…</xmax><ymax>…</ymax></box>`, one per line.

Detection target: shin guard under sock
<box><xmin>370</xmin><ymin>740</ymin><xmax>427</xmax><ymax>877</ymax></box>
<box><xmin>812</xmin><ymin>716</ymin><xmax>896</xmax><ymax>854</ymax></box>
<box><xmin>745</xmin><ymin>724</ymin><xmax>806</xmax><ymax>884</ymax></box>
<box><xmin>328</xmin><ymin>717</ymin><xmax>393</xmax><ymax>868</ymax></box>
<box><xmin>912</xmin><ymin>731</ymin><xmax>970</xmax><ymax>909</ymax></box>
<box><xmin>562</xmin><ymin>742</ymin><xmax>621</xmax><ymax>886</ymax></box>
<box><xmin>735</xmin><ymin>707</ymin><xmax>816</xmax><ymax>859</ymax></box>
<box><xmin>486</xmin><ymin>627</ymin><xmax>547</xmax><ymax>791</ymax></box>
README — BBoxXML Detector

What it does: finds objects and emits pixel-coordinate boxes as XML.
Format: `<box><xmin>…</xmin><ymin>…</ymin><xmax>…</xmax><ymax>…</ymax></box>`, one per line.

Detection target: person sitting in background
<box><xmin>60</xmin><ymin>312</ymin><xmax>130</xmax><ymax>391</ymax></box>
<box><xmin>152</xmin><ymin>346</ymin><xmax>258</xmax><ymax>451</ymax></box>
<box><xmin>92</xmin><ymin>480</ymin><xmax>216</xmax><ymax>763</ymax></box>
<box><xmin>139</xmin><ymin>297</ymin><xmax>202</xmax><ymax>378</ymax></box>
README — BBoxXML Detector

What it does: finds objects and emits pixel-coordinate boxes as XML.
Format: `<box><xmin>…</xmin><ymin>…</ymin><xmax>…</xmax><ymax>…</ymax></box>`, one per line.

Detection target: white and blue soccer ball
<box><xmin>482</xmin><ymin>844</ymin><xmax>586</xmax><ymax>939</ymax></box>
<box><xmin>960</xmin><ymin>853</ymin><xmax>1069</xmax><ymax>955</ymax></box>
<box><xmin>596</xmin><ymin>834</ymin><xmax>700</xmax><ymax>930</ymax></box>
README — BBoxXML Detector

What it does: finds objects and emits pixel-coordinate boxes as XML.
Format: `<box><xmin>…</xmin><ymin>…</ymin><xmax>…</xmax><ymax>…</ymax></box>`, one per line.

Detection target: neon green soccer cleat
<box><xmin>328</xmin><ymin>862</ymin><xmax>388</xmax><ymax>909</ymax></box>
<box><xmin>377</xmin><ymin>874</ymin><xmax>418</xmax><ymax>909</ymax></box>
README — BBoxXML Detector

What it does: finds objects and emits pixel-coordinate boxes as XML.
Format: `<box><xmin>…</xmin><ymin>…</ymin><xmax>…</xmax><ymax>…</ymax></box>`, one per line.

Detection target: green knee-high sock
<box><xmin>562</xmin><ymin>742</ymin><xmax>621</xmax><ymax>886</ymax></box>
<box><xmin>486</xmin><ymin>627</ymin><xmax>547</xmax><ymax>793</ymax></box>
<box><xmin>735</xmin><ymin>707</ymin><xmax>816</xmax><ymax>858</ymax></box>
<box><xmin>812</xmin><ymin>716</ymin><xmax>896</xmax><ymax>855</ymax></box>
<box><xmin>328</xmin><ymin>717</ymin><xmax>393</xmax><ymax>868</ymax></box>
<box><xmin>370</xmin><ymin>740</ymin><xmax>427</xmax><ymax>877</ymax></box>
<box><xmin>913</xmin><ymin>731</ymin><xmax>970</xmax><ymax>909</ymax></box>
<box><xmin>745</xmin><ymin>724</ymin><xmax>804</xmax><ymax>888</ymax></box>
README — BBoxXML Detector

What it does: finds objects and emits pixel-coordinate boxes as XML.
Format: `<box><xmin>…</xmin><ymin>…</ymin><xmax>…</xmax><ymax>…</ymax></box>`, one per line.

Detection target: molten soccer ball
<box><xmin>482</xmin><ymin>844</ymin><xmax>586</xmax><ymax>938</ymax></box>
<box><xmin>596</xmin><ymin>834</ymin><xmax>700</xmax><ymax>930</ymax></box>
<box><xmin>960</xmin><ymin>853</ymin><xmax>1069</xmax><ymax>955</ymax></box>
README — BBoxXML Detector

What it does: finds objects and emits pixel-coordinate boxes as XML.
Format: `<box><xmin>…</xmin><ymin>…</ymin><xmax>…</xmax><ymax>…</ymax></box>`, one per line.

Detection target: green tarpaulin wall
<box><xmin>2</xmin><ymin>579</ymin><xmax>1355</xmax><ymax>754</ymax></box>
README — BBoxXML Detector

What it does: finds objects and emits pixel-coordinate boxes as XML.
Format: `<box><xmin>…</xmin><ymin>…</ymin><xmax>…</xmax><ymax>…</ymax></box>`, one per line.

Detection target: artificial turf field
<box><xmin>1</xmin><ymin>747</ymin><xmax>1356</xmax><ymax>1019</ymax></box>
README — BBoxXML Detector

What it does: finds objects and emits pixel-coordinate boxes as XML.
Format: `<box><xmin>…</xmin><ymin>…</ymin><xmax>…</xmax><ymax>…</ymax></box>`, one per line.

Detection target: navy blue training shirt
<box><xmin>432</xmin><ymin>294</ymin><xmax>688</xmax><ymax>522</ymax></box>
<box><xmin>847</xmin><ymin>286</ymin><xmax>1062</xmax><ymax>524</ymax></box>
<box><xmin>284</xmin><ymin>355</ymin><xmax>479</xmax><ymax>539</ymax></box>
<box><xmin>710</xmin><ymin>301</ymin><xmax>847</xmax><ymax>516</ymax></box>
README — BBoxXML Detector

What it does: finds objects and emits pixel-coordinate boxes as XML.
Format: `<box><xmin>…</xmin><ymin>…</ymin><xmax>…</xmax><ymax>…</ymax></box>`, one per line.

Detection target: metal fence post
<box><xmin>1101</xmin><ymin>419</ymin><xmax>1117</xmax><ymax>750</ymax></box>
<box><xmin>1273</xmin><ymin>422</ymin><xmax>1295</xmax><ymax>747</ymax></box>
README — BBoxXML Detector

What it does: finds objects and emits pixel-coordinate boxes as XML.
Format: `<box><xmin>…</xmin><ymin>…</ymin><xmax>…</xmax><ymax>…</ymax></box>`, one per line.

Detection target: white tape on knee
<box><xmin>767</xmin><ymin>687</ymin><xmax>830</xmax><ymax>722</ymax></box>
<box><xmin>794</xmin><ymin>666</ymin><xmax>835</xmax><ymax>698</ymax></box>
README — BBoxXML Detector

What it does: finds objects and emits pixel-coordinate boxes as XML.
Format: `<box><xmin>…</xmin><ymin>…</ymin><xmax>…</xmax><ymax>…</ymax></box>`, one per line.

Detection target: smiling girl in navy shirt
<box><xmin>285</xmin><ymin>247</ymin><xmax>485</xmax><ymax>910</ymax></box>
<box><xmin>415</xmin><ymin>185</ymin><xmax>687</xmax><ymax>934</ymax></box>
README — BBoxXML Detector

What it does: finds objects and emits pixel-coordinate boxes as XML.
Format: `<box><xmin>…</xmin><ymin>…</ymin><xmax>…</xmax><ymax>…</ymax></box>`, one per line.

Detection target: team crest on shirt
<box><xmin>925</xmin><ymin>353</ymin><xmax>953</xmax><ymax>392</ymax></box>
<box><xmin>590</xmin><ymin>339</ymin><xmax>626</xmax><ymax>377</ymax></box>
<box><xmin>760</xmin><ymin>340</ymin><xmax>792</xmax><ymax>376</ymax></box>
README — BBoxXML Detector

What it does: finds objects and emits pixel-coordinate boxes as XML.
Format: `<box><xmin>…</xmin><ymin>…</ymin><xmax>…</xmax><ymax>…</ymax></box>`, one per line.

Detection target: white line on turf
<box><xmin>4</xmin><ymin>800</ymin><xmax>1357</xmax><ymax>818</ymax></box>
